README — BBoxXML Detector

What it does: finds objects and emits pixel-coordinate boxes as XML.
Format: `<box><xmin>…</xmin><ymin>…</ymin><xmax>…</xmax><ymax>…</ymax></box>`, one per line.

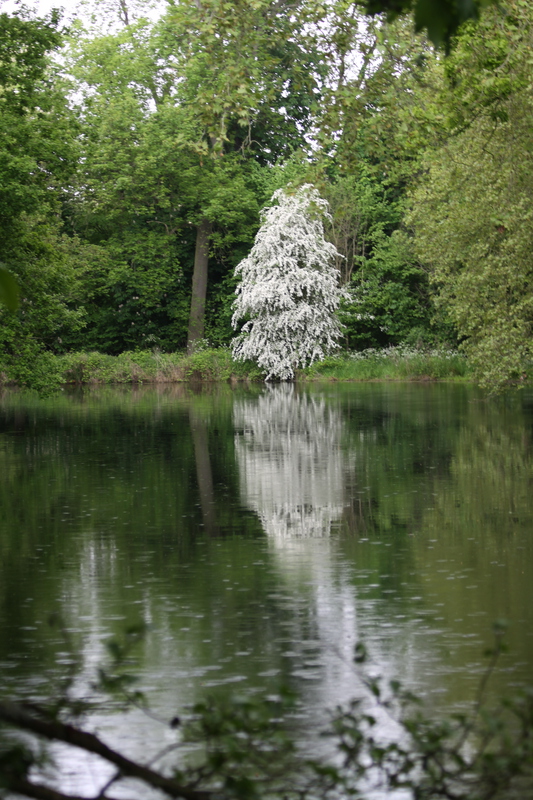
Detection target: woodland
<box><xmin>2</xmin><ymin>1</ymin><xmax>533</xmax><ymax>792</ymax></box>
<box><xmin>1</xmin><ymin>0</ymin><xmax>532</xmax><ymax>390</ymax></box>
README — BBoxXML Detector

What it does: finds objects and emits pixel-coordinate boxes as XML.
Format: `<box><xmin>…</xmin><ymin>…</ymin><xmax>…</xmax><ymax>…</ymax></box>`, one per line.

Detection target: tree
<box><xmin>408</xmin><ymin>109</ymin><xmax>533</xmax><ymax>390</ymax></box>
<box><xmin>63</xmin><ymin>12</ymin><xmax>264</xmax><ymax>352</ymax></box>
<box><xmin>323</xmin><ymin>168</ymin><xmax>435</xmax><ymax>350</ymax></box>
<box><xmin>231</xmin><ymin>185</ymin><xmax>346</xmax><ymax>380</ymax></box>
<box><xmin>0</xmin><ymin>6</ymin><xmax>64</xmax><ymax>318</ymax></box>
<box><xmin>64</xmin><ymin>1</ymin><xmax>322</xmax><ymax>353</ymax></box>
<box><xmin>0</xmin><ymin>8</ymin><xmax>83</xmax><ymax>383</ymax></box>
<box><xmin>407</xmin><ymin>0</ymin><xmax>533</xmax><ymax>390</ymax></box>
<box><xmin>165</xmin><ymin>0</ymin><xmax>325</xmax><ymax>353</ymax></box>
<box><xmin>316</xmin><ymin>14</ymin><xmax>450</xmax><ymax>351</ymax></box>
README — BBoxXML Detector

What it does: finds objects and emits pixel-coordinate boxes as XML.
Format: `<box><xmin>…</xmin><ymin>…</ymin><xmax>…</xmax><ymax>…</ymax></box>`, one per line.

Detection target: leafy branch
<box><xmin>1</xmin><ymin>624</ymin><xmax>532</xmax><ymax>800</ymax></box>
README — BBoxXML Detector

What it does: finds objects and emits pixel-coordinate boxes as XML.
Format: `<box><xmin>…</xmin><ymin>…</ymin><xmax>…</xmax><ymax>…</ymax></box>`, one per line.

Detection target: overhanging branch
<box><xmin>0</xmin><ymin>701</ymin><xmax>211</xmax><ymax>800</ymax></box>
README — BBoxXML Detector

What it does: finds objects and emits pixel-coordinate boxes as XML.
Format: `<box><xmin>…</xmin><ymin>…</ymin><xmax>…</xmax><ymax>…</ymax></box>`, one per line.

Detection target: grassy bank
<box><xmin>0</xmin><ymin>346</ymin><xmax>472</xmax><ymax>391</ymax></box>
<box><xmin>58</xmin><ymin>348</ymin><xmax>256</xmax><ymax>384</ymax></box>
<box><xmin>0</xmin><ymin>348</ymin><xmax>262</xmax><ymax>392</ymax></box>
<box><xmin>304</xmin><ymin>346</ymin><xmax>470</xmax><ymax>382</ymax></box>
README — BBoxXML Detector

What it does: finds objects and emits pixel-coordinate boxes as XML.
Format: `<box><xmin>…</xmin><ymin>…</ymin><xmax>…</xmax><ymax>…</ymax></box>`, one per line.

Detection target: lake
<box><xmin>0</xmin><ymin>382</ymin><xmax>532</xmax><ymax>792</ymax></box>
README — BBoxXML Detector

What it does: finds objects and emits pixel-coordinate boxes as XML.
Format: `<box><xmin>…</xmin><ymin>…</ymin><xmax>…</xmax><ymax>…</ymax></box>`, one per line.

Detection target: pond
<box><xmin>0</xmin><ymin>382</ymin><xmax>532</xmax><ymax>792</ymax></box>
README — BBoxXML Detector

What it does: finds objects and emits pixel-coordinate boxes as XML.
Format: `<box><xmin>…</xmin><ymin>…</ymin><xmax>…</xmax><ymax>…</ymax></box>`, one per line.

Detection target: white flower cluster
<box><xmin>231</xmin><ymin>184</ymin><xmax>348</xmax><ymax>380</ymax></box>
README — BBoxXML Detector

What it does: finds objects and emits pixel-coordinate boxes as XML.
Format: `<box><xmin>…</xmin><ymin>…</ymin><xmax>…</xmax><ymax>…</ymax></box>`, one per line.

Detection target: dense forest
<box><xmin>1</xmin><ymin>0</ymin><xmax>532</xmax><ymax>391</ymax></box>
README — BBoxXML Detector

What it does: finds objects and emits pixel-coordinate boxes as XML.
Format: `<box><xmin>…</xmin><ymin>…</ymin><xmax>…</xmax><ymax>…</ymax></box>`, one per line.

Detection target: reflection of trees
<box><xmin>189</xmin><ymin>407</ymin><xmax>219</xmax><ymax>536</ymax></box>
<box><xmin>234</xmin><ymin>382</ymin><xmax>533</xmax><ymax>709</ymax></box>
<box><xmin>234</xmin><ymin>385</ymin><xmax>367</xmax><ymax>726</ymax></box>
<box><xmin>1</xmin><ymin>383</ymin><xmax>532</xmax><ymax>778</ymax></box>
<box><xmin>234</xmin><ymin>385</ymin><xmax>348</xmax><ymax>537</ymax></box>
<box><xmin>404</xmin><ymin>397</ymin><xmax>533</xmax><ymax>697</ymax></box>
<box><xmin>334</xmin><ymin>386</ymin><xmax>533</xmax><ymax>704</ymax></box>
<box><xmin>0</xmin><ymin>386</ymin><xmax>253</xmax><ymax>667</ymax></box>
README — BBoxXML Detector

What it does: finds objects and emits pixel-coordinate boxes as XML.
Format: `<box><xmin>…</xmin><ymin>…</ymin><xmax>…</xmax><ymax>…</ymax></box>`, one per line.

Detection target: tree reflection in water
<box><xmin>233</xmin><ymin>384</ymin><xmax>368</xmax><ymax>735</ymax></box>
<box><xmin>234</xmin><ymin>384</ymin><xmax>349</xmax><ymax>538</ymax></box>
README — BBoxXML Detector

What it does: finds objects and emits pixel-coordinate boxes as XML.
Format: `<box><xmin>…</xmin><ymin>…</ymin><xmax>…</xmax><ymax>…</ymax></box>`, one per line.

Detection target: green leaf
<box><xmin>0</xmin><ymin>264</ymin><xmax>19</xmax><ymax>312</ymax></box>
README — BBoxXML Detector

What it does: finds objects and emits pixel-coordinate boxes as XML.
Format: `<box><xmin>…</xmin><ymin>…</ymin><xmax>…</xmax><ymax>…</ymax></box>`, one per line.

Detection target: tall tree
<box><xmin>162</xmin><ymin>0</ymin><xmax>325</xmax><ymax>352</ymax></box>
<box><xmin>317</xmin><ymin>17</ymin><xmax>443</xmax><ymax>348</ymax></box>
<box><xmin>0</xmin><ymin>8</ymin><xmax>82</xmax><ymax>382</ymax></box>
<box><xmin>66</xmin><ymin>1</ymin><xmax>321</xmax><ymax>352</ymax></box>
<box><xmin>407</xmin><ymin>0</ymin><xmax>533</xmax><ymax>390</ymax></box>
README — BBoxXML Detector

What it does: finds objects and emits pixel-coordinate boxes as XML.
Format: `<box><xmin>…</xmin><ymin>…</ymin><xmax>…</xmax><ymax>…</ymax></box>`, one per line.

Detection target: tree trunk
<box><xmin>187</xmin><ymin>218</ymin><xmax>212</xmax><ymax>353</ymax></box>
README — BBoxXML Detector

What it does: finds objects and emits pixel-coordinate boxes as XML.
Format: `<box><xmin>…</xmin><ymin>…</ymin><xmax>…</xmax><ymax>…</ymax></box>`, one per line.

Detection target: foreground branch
<box><xmin>0</xmin><ymin>701</ymin><xmax>211</xmax><ymax>800</ymax></box>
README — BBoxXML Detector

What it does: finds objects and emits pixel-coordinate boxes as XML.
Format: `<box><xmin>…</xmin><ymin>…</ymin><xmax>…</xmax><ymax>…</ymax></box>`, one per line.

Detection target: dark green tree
<box><xmin>0</xmin><ymin>8</ymin><xmax>83</xmax><ymax>384</ymax></box>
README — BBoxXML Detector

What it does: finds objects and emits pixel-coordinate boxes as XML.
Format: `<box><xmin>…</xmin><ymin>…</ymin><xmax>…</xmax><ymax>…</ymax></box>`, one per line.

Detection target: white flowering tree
<box><xmin>231</xmin><ymin>184</ymin><xmax>347</xmax><ymax>380</ymax></box>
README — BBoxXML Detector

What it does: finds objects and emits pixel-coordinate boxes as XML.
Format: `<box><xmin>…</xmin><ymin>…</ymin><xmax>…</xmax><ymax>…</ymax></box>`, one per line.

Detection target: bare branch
<box><xmin>0</xmin><ymin>701</ymin><xmax>211</xmax><ymax>800</ymax></box>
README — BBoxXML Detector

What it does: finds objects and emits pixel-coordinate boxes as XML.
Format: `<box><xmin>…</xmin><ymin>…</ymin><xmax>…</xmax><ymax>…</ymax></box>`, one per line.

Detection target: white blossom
<box><xmin>231</xmin><ymin>184</ymin><xmax>347</xmax><ymax>380</ymax></box>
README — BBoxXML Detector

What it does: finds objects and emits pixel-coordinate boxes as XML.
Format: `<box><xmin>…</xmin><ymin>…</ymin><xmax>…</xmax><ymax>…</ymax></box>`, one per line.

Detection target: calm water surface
<box><xmin>0</xmin><ymin>382</ymin><xmax>532</xmax><ymax>791</ymax></box>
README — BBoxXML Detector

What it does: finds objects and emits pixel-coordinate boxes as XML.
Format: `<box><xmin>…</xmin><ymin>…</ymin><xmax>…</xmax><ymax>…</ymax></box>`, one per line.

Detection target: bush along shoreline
<box><xmin>0</xmin><ymin>345</ymin><xmax>477</xmax><ymax>393</ymax></box>
<box><xmin>304</xmin><ymin>345</ymin><xmax>471</xmax><ymax>382</ymax></box>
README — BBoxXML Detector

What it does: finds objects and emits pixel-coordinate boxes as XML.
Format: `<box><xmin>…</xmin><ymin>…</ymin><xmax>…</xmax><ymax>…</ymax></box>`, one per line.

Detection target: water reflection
<box><xmin>233</xmin><ymin>384</ymin><xmax>533</xmax><ymax>708</ymax></box>
<box><xmin>0</xmin><ymin>385</ymin><xmax>532</xmax><ymax>793</ymax></box>
<box><xmin>234</xmin><ymin>384</ymin><xmax>348</xmax><ymax>538</ymax></box>
<box><xmin>234</xmin><ymin>385</ymin><xmax>365</xmax><ymax>718</ymax></box>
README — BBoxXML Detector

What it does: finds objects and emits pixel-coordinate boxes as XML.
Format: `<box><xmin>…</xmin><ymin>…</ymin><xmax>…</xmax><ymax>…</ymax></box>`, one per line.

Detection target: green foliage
<box><xmin>0</xmin><ymin>265</ymin><xmax>19</xmax><ymax>312</ymax></box>
<box><xmin>0</xmin><ymin>7</ymin><xmax>82</xmax><ymax>383</ymax></box>
<box><xmin>163</xmin><ymin>0</ymin><xmax>322</xmax><ymax>160</ymax></box>
<box><xmin>306</xmin><ymin>346</ymin><xmax>469</xmax><ymax>381</ymax></box>
<box><xmin>64</xmin><ymin>14</ymin><xmax>269</xmax><ymax>353</ymax></box>
<box><xmin>407</xmin><ymin>12</ymin><xmax>533</xmax><ymax>389</ymax></box>
<box><xmin>49</xmin><ymin>348</ymin><xmax>259</xmax><ymax>385</ymax></box>
<box><xmin>182</xmin><ymin>348</ymin><xmax>234</xmax><ymax>382</ymax></box>
<box><xmin>0</xmin><ymin>220</ymin><xmax>85</xmax><ymax>383</ymax></box>
<box><xmin>229</xmin><ymin>359</ymin><xmax>265</xmax><ymax>382</ymax></box>
<box><xmin>331</xmin><ymin>16</ymin><xmax>447</xmax><ymax>186</ymax></box>
<box><xmin>11</xmin><ymin>352</ymin><xmax>66</xmax><ymax>395</ymax></box>
<box><xmin>321</xmin><ymin>24</ymin><xmax>447</xmax><ymax>352</ymax></box>
<box><xmin>60</xmin><ymin>230</ymin><xmax>190</xmax><ymax>354</ymax></box>
<box><xmin>321</xmin><ymin>168</ymin><xmax>437</xmax><ymax>350</ymax></box>
<box><xmin>404</xmin><ymin>1</ymin><xmax>533</xmax><ymax>392</ymax></box>
<box><xmin>338</xmin><ymin>230</ymin><xmax>433</xmax><ymax>349</ymax></box>
<box><xmin>0</xmin><ymin>345</ymin><xmax>472</xmax><ymax>389</ymax></box>
<box><xmin>184</xmin><ymin>691</ymin><xmax>298</xmax><ymax>798</ymax></box>
<box><xmin>59</xmin><ymin>350</ymin><xmax>181</xmax><ymax>384</ymax></box>
<box><xmin>0</xmin><ymin>0</ymin><xmax>526</xmax><ymax>393</ymax></box>
<box><xmin>0</xmin><ymin>9</ymin><xmax>72</xmax><ymax>223</ymax></box>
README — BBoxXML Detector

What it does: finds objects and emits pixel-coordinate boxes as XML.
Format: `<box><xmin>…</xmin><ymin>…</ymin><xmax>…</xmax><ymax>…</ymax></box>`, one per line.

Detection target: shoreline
<box><xmin>1</xmin><ymin>346</ymin><xmax>528</xmax><ymax>391</ymax></box>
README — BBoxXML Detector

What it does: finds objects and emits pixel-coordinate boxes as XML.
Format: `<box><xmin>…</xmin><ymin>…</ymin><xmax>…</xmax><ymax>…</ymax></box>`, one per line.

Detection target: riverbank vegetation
<box><xmin>0</xmin><ymin>346</ymin><xmax>471</xmax><ymax>389</ymax></box>
<box><xmin>305</xmin><ymin>346</ymin><xmax>470</xmax><ymax>382</ymax></box>
<box><xmin>1</xmin><ymin>0</ymin><xmax>532</xmax><ymax>393</ymax></box>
